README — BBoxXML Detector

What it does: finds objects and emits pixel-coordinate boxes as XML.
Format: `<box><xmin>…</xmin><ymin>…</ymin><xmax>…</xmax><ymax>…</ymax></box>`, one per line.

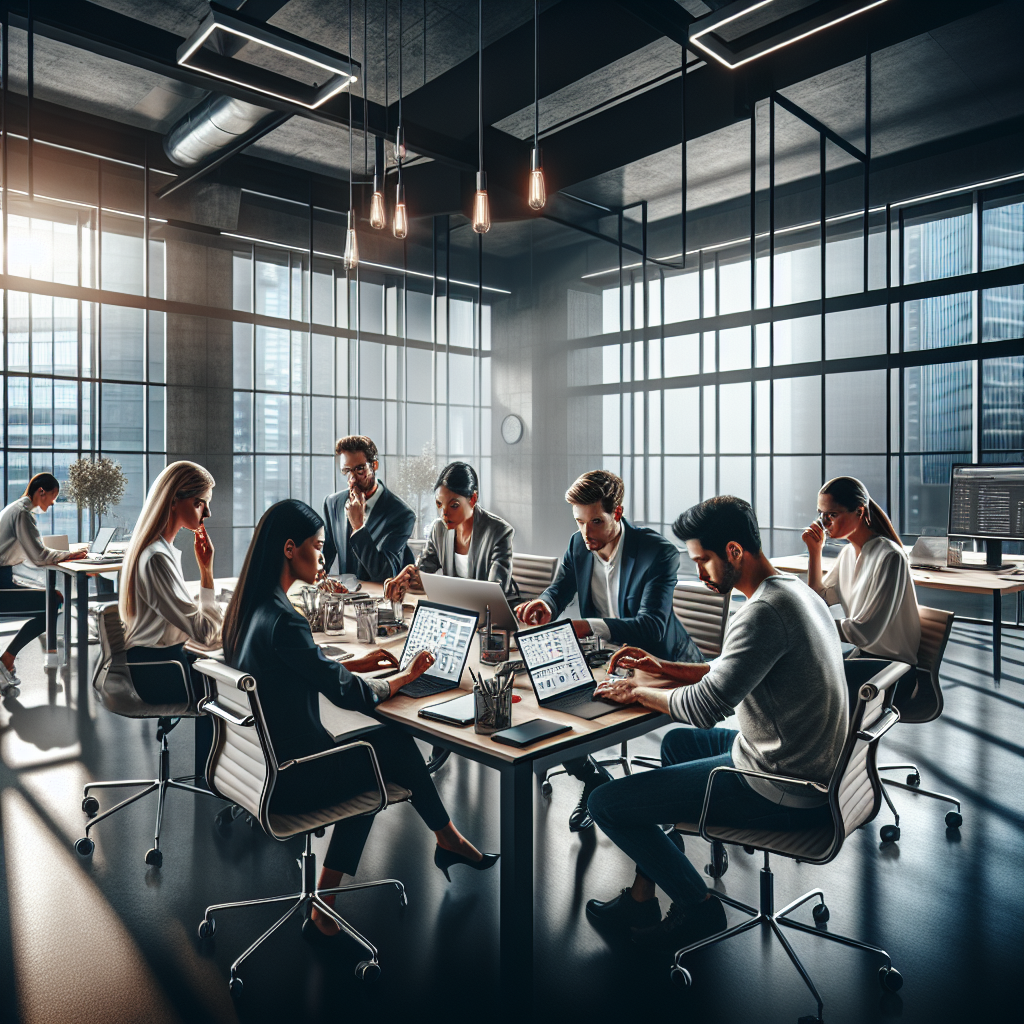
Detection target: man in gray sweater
<box><xmin>585</xmin><ymin>496</ymin><xmax>848</xmax><ymax>950</ymax></box>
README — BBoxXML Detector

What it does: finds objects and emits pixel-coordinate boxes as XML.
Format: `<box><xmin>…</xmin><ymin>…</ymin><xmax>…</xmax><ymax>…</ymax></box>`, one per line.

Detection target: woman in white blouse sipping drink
<box><xmin>119</xmin><ymin>461</ymin><xmax>223</xmax><ymax>779</ymax></box>
<box><xmin>802</xmin><ymin>476</ymin><xmax>920</xmax><ymax>671</ymax></box>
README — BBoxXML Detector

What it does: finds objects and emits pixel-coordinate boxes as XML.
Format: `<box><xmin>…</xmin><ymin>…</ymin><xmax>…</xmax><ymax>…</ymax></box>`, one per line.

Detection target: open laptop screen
<box><xmin>89</xmin><ymin>527</ymin><xmax>116</xmax><ymax>554</ymax></box>
<box><xmin>517</xmin><ymin>619</ymin><xmax>595</xmax><ymax>699</ymax></box>
<box><xmin>399</xmin><ymin>600</ymin><xmax>478</xmax><ymax>685</ymax></box>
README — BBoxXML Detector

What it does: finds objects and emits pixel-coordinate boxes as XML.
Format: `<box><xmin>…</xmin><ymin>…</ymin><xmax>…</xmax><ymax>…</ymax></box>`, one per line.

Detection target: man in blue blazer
<box><xmin>516</xmin><ymin>470</ymin><xmax>703</xmax><ymax>832</ymax></box>
<box><xmin>322</xmin><ymin>435</ymin><xmax>415</xmax><ymax>583</ymax></box>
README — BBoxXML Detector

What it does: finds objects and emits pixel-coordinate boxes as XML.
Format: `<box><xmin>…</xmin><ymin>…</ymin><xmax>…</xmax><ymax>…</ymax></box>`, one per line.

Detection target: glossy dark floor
<box><xmin>1</xmin><ymin>621</ymin><xmax>1021</xmax><ymax>1024</ymax></box>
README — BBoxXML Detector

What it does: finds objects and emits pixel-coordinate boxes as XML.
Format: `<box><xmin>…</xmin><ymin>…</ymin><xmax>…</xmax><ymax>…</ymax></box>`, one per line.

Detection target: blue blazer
<box><xmin>539</xmin><ymin>518</ymin><xmax>703</xmax><ymax>664</ymax></box>
<box><xmin>322</xmin><ymin>482</ymin><xmax>415</xmax><ymax>583</ymax></box>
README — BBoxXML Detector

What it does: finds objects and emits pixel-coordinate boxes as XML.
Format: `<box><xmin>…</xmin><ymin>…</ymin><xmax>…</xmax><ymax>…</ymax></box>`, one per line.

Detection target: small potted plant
<box><xmin>63</xmin><ymin>456</ymin><xmax>129</xmax><ymax>537</ymax></box>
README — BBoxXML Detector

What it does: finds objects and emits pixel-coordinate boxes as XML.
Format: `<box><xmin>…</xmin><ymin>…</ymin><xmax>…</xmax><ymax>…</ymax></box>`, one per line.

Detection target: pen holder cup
<box><xmin>479</xmin><ymin>628</ymin><xmax>510</xmax><ymax>664</ymax></box>
<box><xmin>321</xmin><ymin>593</ymin><xmax>346</xmax><ymax>637</ymax></box>
<box><xmin>300</xmin><ymin>586</ymin><xmax>323</xmax><ymax>632</ymax></box>
<box><xmin>354</xmin><ymin>602</ymin><xmax>378</xmax><ymax>644</ymax></box>
<box><xmin>474</xmin><ymin>684</ymin><xmax>513</xmax><ymax>735</ymax></box>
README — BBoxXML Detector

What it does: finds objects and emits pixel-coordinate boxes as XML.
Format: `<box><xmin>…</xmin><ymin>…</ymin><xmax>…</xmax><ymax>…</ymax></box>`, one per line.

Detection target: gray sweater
<box><xmin>669</xmin><ymin>574</ymin><xmax>848</xmax><ymax>807</ymax></box>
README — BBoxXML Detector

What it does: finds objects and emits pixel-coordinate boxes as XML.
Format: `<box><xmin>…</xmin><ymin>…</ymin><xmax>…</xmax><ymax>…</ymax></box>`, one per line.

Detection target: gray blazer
<box><xmin>417</xmin><ymin>505</ymin><xmax>514</xmax><ymax>592</ymax></box>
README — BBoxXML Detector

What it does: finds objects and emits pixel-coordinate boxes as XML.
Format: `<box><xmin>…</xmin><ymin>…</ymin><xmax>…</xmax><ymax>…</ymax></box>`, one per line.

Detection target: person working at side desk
<box><xmin>222</xmin><ymin>499</ymin><xmax>497</xmax><ymax>938</ymax></box>
<box><xmin>516</xmin><ymin>470</ymin><xmax>703</xmax><ymax>833</ymax></box>
<box><xmin>803</xmin><ymin>476</ymin><xmax>920</xmax><ymax>693</ymax></box>
<box><xmin>322</xmin><ymin>435</ymin><xmax>415</xmax><ymax>584</ymax></box>
<box><xmin>120</xmin><ymin>462</ymin><xmax>226</xmax><ymax>781</ymax></box>
<box><xmin>585</xmin><ymin>496</ymin><xmax>848</xmax><ymax>949</ymax></box>
<box><xmin>383</xmin><ymin>461</ymin><xmax>514</xmax><ymax>601</ymax></box>
<box><xmin>0</xmin><ymin>472</ymin><xmax>88</xmax><ymax>693</ymax></box>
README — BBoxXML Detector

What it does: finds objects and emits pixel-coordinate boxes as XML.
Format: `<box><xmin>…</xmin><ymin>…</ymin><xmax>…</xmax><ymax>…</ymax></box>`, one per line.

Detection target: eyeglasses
<box><xmin>341</xmin><ymin>462</ymin><xmax>373</xmax><ymax>477</ymax></box>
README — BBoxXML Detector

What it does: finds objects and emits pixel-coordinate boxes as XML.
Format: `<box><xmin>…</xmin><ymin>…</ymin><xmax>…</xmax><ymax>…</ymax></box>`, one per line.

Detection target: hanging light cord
<box><xmin>478</xmin><ymin>0</ymin><xmax>483</xmax><ymax>174</ymax></box>
<box><xmin>348</xmin><ymin>0</ymin><xmax>353</xmax><ymax>212</ymax></box>
<box><xmin>533</xmin><ymin>0</ymin><xmax>538</xmax><ymax>150</ymax></box>
<box><xmin>398</xmin><ymin>0</ymin><xmax>403</xmax><ymax>179</ymax></box>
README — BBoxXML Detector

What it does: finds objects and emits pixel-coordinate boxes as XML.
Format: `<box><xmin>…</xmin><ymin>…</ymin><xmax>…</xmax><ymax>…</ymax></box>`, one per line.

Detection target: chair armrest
<box><xmin>193</xmin><ymin>658</ymin><xmax>255</xmax><ymax>692</ymax></box>
<box><xmin>856</xmin><ymin>706</ymin><xmax>900</xmax><ymax>743</ymax></box>
<box><xmin>278</xmin><ymin>739</ymin><xmax>389</xmax><ymax>817</ymax></box>
<box><xmin>697</xmin><ymin>765</ymin><xmax>827</xmax><ymax>843</ymax></box>
<box><xmin>197</xmin><ymin>696</ymin><xmax>254</xmax><ymax>727</ymax></box>
<box><xmin>856</xmin><ymin>660</ymin><xmax>914</xmax><ymax>700</ymax></box>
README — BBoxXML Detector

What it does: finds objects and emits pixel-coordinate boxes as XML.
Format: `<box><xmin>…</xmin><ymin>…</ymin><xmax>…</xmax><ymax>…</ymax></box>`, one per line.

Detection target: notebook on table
<box><xmin>364</xmin><ymin>599</ymin><xmax>479</xmax><ymax>699</ymax></box>
<box><xmin>516</xmin><ymin>619</ymin><xmax>619</xmax><ymax>720</ymax></box>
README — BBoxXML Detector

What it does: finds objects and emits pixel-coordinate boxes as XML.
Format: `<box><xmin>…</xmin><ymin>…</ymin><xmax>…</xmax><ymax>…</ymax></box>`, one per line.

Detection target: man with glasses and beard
<box><xmin>322</xmin><ymin>435</ymin><xmax>415</xmax><ymax>583</ymax></box>
<box><xmin>581</xmin><ymin>495</ymin><xmax>848</xmax><ymax>952</ymax></box>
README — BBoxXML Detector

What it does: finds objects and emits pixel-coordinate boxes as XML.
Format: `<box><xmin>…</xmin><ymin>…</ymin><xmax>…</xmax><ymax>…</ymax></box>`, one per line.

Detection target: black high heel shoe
<box><xmin>434</xmin><ymin>845</ymin><xmax>499</xmax><ymax>882</ymax></box>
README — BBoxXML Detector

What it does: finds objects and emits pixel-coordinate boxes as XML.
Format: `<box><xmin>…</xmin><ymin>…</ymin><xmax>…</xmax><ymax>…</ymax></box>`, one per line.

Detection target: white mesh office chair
<box><xmin>668</xmin><ymin>660</ymin><xmax>908</xmax><ymax>1023</ymax></box>
<box><xmin>875</xmin><ymin>605</ymin><xmax>961</xmax><ymax>842</ymax></box>
<box><xmin>510</xmin><ymin>553</ymin><xmax>559</xmax><ymax>601</ymax></box>
<box><xmin>75</xmin><ymin>604</ymin><xmax>221</xmax><ymax>866</ymax></box>
<box><xmin>192</xmin><ymin>658</ymin><xmax>411</xmax><ymax>995</ymax></box>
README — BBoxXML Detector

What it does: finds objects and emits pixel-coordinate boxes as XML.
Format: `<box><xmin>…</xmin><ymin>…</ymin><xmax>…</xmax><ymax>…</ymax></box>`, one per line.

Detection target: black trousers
<box><xmin>274</xmin><ymin>726</ymin><xmax>450</xmax><ymax>876</ymax></box>
<box><xmin>0</xmin><ymin>565</ymin><xmax>62</xmax><ymax>658</ymax></box>
<box><xmin>125</xmin><ymin>644</ymin><xmax>212</xmax><ymax>781</ymax></box>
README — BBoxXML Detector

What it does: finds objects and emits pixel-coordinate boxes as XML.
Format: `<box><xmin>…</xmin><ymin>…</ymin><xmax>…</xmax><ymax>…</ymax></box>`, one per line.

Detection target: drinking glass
<box><xmin>300</xmin><ymin>586</ymin><xmax>322</xmax><ymax>631</ymax></box>
<box><xmin>354</xmin><ymin>602</ymin><xmax>378</xmax><ymax>644</ymax></box>
<box><xmin>322</xmin><ymin>593</ymin><xmax>346</xmax><ymax>637</ymax></box>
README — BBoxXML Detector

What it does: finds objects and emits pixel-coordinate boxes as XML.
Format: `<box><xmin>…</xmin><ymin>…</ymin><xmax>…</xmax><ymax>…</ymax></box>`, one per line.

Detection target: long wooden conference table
<box><xmin>176</xmin><ymin>578</ymin><xmax>666</xmax><ymax>1014</ymax></box>
<box><xmin>770</xmin><ymin>551</ymin><xmax>1024</xmax><ymax>681</ymax></box>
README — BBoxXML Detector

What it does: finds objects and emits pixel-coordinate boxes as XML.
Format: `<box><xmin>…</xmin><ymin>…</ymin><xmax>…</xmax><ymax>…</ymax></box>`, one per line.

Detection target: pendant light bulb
<box><xmin>472</xmin><ymin>171</ymin><xmax>491</xmax><ymax>234</ymax></box>
<box><xmin>369</xmin><ymin>190</ymin><xmax>386</xmax><ymax>230</ymax></box>
<box><xmin>528</xmin><ymin>146</ymin><xmax>546</xmax><ymax>211</ymax></box>
<box><xmin>393</xmin><ymin>181</ymin><xmax>408</xmax><ymax>239</ymax></box>
<box><xmin>343</xmin><ymin>209</ymin><xmax>359</xmax><ymax>271</ymax></box>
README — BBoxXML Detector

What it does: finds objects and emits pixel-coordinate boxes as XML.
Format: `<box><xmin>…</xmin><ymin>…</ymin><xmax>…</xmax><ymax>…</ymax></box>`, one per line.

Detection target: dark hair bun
<box><xmin>434</xmin><ymin>462</ymin><xmax>478</xmax><ymax>500</ymax></box>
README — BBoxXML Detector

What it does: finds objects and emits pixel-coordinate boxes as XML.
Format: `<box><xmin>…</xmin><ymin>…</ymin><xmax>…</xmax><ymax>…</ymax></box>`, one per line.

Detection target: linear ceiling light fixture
<box><xmin>471</xmin><ymin>0</ymin><xmax>490</xmax><ymax>233</ymax></box>
<box><xmin>689</xmin><ymin>0</ymin><xmax>890</xmax><ymax>70</ymax></box>
<box><xmin>527</xmin><ymin>0</ymin><xmax>545</xmax><ymax>211</ymax></box>
<box><xmin>178</xmin><ymin>2</ymin><xmax>358</xmax><ymax>109</ymax></box>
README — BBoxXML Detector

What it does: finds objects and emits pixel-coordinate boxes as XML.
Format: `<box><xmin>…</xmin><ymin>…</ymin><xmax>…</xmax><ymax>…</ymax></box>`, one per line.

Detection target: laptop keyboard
<box><xmin>399</xmin><ymin>676</ymin><xmax>455</xmax><ymax>699</ymax></box>
<box><xmin>552</xmin><ymin>687</ymin><xmax>598</xmax><ymax>709</ymax></box>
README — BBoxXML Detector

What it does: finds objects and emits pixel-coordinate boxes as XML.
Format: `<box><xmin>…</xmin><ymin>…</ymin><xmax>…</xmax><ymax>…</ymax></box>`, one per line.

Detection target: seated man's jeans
<box><xmin>588</xmin><ymin>727</ymin><xmax>831</xmax><ymax>908</ymax></box>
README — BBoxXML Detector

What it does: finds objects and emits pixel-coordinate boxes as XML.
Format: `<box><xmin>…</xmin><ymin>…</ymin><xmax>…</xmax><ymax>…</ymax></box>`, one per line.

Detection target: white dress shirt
<box><xmin>123</xmin><ymin>537</ymin><xmax>223</xmax><ymax>649</ymax></box>
<box><xmin>0</xmin><ymin>497</ymin><xmax>69</xmax><ymax>567</ymax></box>
<box><xmin>586</xmin><ymin>528</ymin><xmax>625</xmax><ymax>642</ymax></box>
<box><xmin>821</xmin><ymin>535</ymin><xmax>921</xmax><ymax>663</ymax></box>
<box><xmin>453</xmin><ymin>550</ymin><xmax>471</xmax><ymax>578</ymax></box>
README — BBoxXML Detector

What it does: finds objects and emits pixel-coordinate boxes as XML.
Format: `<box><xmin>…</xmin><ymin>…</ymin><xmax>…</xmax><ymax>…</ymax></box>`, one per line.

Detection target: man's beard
<box><xmin>704</xmin><ymin>561</ymin><xmax>740</xmax><ymax>595</ymax></box>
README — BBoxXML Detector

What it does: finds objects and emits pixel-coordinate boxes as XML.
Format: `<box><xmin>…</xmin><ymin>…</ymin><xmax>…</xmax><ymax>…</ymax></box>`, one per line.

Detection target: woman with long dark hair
<box><xmin>222</xmin><ymin>499</ymin><xmax>497</xmax><ymax>937</ymax></box>
<box><xmin>0</xmin><ymin>472</ymin><xmax>88</xmax><ymax>692</ymax></box>
<box><xmin>802</xmin><ymin>476</ymin><xmax>920</xmax><ymax>663</ymax></box>
<box><xmin>383</xmin><ymin>461</ymin><xmax>513</xmax><ymax>602</ymax></box>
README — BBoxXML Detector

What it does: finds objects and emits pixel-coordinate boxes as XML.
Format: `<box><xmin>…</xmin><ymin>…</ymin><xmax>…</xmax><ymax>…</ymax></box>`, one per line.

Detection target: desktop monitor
<box><xmin>947</xmin><ymin>463</ymin><xmax>1024</xmax><ymax>570</ymax></box>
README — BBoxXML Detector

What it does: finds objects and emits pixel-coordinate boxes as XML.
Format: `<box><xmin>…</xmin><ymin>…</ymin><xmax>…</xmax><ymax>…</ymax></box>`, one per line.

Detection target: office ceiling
<box><xmin>4</xmin><ymin>0</ymin><xmax>1022</xmax><ymax>248</ymax></box>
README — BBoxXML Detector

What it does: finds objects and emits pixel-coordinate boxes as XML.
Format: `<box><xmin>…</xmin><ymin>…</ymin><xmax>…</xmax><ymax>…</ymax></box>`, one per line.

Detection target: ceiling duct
<box><xmin>164</xmin><ymin>93</ymin><xmax>277</xmax><ymax>167</ymax></box>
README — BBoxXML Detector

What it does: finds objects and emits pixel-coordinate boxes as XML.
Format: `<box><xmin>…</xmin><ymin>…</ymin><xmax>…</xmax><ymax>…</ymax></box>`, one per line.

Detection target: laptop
<box><xmin>79</xmin><ymin>527</ymin><xmax>121</xmax><ymax>564</ymax></box>
<box><xmin>909</xmin><ymin>536</ymin><xmax>948</xmax><ymax>570</ymax></box>
<box><xmin>421</xmin><ymin>574</ymin><xmax>518</xmax><ymax>632</ymax></box>
<box><xmin>516</xmin><ymin>619</ymin><xmax>619</xmax><ymax>720</ymax></box>
<box><xmin>365</xmin><ymin>600</ymin><xmax>479</xmax><ymax>699</ymax></box>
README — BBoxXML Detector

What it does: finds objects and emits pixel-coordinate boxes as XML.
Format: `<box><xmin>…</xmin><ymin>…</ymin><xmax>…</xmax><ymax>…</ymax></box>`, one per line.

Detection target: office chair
<box><xmin>510</xmin><ymin>552</ymin><xmax>559</xmax><ymax>601</ymax></box>
<box><xmin>875</xmin><ymin>605</ymin><xmax>961</xmax><ymax>842</ymax></box>
<box><xmin>668</xmin><ymin>660</ymin><xmax>908</xmax><ymax>1024</ymax></box>
<box><xmin>192</xmin><ymin>658</ymin><xmax>410</xmax><ymax>994</ymax></box>
<box><xmin>74</xmin><ymin>604</ymin><xmax>223</xmax><ymax>867</ymax></box>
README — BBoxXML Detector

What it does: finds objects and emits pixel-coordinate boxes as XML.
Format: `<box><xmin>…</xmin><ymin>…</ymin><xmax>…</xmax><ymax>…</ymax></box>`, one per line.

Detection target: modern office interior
<box><xmin>0</xmin><ymin>0</ymin><xmax>1022</xmax><ymax>1021</ymax></box>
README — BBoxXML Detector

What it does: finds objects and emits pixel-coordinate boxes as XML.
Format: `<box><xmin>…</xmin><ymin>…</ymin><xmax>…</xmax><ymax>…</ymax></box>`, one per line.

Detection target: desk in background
<box><xmin>770</xmin><ymin>552</ymin><xmax>1024</xmax><ymax>681</ymax></box>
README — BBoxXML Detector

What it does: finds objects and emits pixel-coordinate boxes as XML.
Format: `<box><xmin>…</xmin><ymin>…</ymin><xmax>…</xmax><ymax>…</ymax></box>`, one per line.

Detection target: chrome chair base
<box><xmin>877</xmin><ymin>762</ymin><xmax>963</xmax><ymax>841</ymax></box>
<box><xmin>672</xmin><ymin>852</ymin><xmax>901</xmax><ymax>1022</ymax></box>
<box><xmin>198</xmin><ymin>832</ymin><xmax>407</xmax><ymax>994</ymax></box>
<box><xmin>541</xmin><ymin>742</ymin><xmax>633</xmax><ymax>795</ymax></box>
<box><xmin>76</xmin><ymin>718</ymin><xmax>221</xmax><ymax>866</ymax></box>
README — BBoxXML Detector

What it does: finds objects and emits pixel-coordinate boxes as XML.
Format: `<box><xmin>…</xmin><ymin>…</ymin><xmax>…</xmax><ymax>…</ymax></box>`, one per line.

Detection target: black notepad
<box><xmin>491</xmin><ymin>718</ymin><xmax>572</xmax><ymax>748</ymax></box>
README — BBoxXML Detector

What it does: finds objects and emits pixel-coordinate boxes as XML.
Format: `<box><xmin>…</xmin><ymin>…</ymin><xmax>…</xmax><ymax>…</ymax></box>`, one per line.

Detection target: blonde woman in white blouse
<box><xmin>802</xmin><ymin>476</ymin><xmax>920</xmax><ymax>669</ymax></box>
<box><xmin>119</xmin><ymin>461</ymin><xmax>223</xmax><ymax>778</ymax></box>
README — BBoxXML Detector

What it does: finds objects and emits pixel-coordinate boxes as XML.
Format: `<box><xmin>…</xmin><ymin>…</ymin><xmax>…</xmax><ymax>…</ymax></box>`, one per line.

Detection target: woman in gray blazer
<box><xmin>384</xmin><ymin>462</ymin><xmax>514</xmax><ymax>601</ymax></box>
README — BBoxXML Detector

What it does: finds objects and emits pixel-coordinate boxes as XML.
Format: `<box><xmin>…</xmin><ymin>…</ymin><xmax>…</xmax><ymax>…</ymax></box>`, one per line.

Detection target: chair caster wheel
<box><xmin>82</xmin><ymin>796</ymin><xmax>100</xmax><ymax>816</ymax></box>
<box><xmin>1</xmin><ymin>684</ymin><xmax>20</xmax><ymax>699</ymax></box>
<box><xmin>879</xmin><ymin>965</ymin><xmax>903</xmax><ymax>992</ymax></box>
<box><xmin>879</xmin><ymin>824</ymin><xmax>900</xmax><ymax>843</ymax></box>
<box><xmin>906</xmin><ymin>773</ymin><xmax>920</xmax><ymax>787</ymax></box>
<box><xmin>704</xmin><ymin>849</ymin><xmax>729</xmax><ymax>878</ymax></box>
<box><xmin>145</xmin><ymin>847</ymin><xmax>163</xmax><ymax>867</ymax></box>
<box><xmin>945</xmin><ymin>811</ymin><xmax>962</xmax><ymax>828</ymax></box>
<box><xmin>541</xmin><ymin>781</ymin><xmax>552</xmax><ymax>797</ymax></box>
<box><xmin>743</xmin><ymin>846</ymin><xmax>755</xmax><ymax>855</ymax></box>
<box><xmin>812</xmin><ymin>903</ymin><xmax>830</xmax><ymax>924</ymax></box>
<box><xmin>670</xmin><ymin>966</ymin><xmax>692</xmax><ymax>987</ymax></box>
<box><xmin>313</xmin><ymin>827</ymin><xmax>326</xmax><ymax>838</ymax></box>
<box><xmin>229</xmin><ymin>975</ymin><xmax>243</xmax><ymax>999</ymax></box>
<box><xmin>355</xmin><ymin>960</ymin><xmax>381</xmax><ymax>983</ymax></box>
<box><xmin>75</xmin><ymin>837</ymin><xmax>94</xmax><ymax>857</ymax></box>
<box><xmin>197</xmin><ymin>917</ymin><xmax>215</xmax><ymax>940</ymax></box>
<box><xmin>797</xmin><ymin>1015</ymin><xmax>823</xmax><ymax>1024</ymax></box>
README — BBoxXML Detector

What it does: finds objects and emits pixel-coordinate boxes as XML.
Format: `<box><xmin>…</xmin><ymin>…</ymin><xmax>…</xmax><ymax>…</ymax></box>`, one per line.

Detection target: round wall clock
<box><xmin>501</xmin><ymin>413</ymin><xmax>524</xmax><ymax>445</ymax></box>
